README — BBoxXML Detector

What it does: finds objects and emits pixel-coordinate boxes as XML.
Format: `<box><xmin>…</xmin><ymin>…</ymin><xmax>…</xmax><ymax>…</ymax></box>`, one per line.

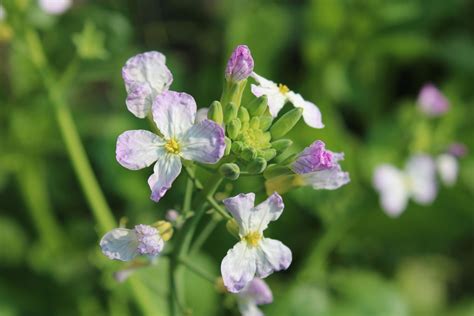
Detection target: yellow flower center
<box><xmin>278</xmin><ymin>83</ymin><xmax>290</xmax><ymax>95</ymax></box>
<box><xmin>164</xmin><ymin>138</ymin><xmax>180</xmax><ymax>154</ymax></box>
<box><xmin>243</xmin><ymin>231</ymin><xmax>262</xmax><ymax>247</ymax></box>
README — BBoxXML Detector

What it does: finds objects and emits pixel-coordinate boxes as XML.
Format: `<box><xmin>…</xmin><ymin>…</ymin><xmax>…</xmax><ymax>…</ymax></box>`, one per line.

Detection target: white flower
<box><xmin>436</xmin><ymin>154</ymin><xmax>458</xmax><ymax>187</ymax></box>
<box><xmin>38</xmin><ymin>0</ymin><xmax>72</xmax><ymax>15</ymax></box>
<box><xmin>250</xmin><ymin>72</ymin><xmax>323</xmax><ymax>129</ymax></box>
<box><xmin>373</xmin><ymin>155</ymin><xmax>437</xmax><ymax>217</ymax></box>
<box><xmin>221</xmin><ymin>193</ymin><xmax>292</xmax><ymax>293</ymax></box>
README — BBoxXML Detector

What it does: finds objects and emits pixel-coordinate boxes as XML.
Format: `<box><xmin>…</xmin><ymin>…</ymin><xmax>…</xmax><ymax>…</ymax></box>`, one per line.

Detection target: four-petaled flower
<box><xmin>373</xmin><ymin>154</ymin><xmax>437</xmax><ymax>217</ymax></box>
<box><xmin>292</xmin><ymin>140</ymin><xmax>350</xmax><ymax>190</ymax></box>
<box><xmin>250</xmin><ymin>72</ymin><xmax>324</xmax><ymax>129</ymax></box>
<box><xmin>417</xmin><ymin>83</ymin><xmax>449</xmax><ymax>117</ymax></box>
<box><xmin>237</xmin><ymin>278</ymin><xmax>273</xmax><ymax>316</ymax></box>
<box><xmin>116</xmin><ymin>90</ymin><xmax>225</xmax><ymax>202</ymax></box>
<box><xmin>122</xmin><ymin>51</ymin><xmax>173</xmax><ymax>118</ymax></box>
<box><xmin>221</xmin><ymin>192</ymin><xmax>292</xmax><ymax>293</ymax></box>
<box><xmin>100</xmin><ymin>224</ymin><xmax>164</xmax><ymax>261</ymax></box>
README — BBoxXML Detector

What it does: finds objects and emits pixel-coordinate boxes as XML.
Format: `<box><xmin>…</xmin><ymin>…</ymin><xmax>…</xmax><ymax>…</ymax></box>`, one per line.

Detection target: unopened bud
<box><xmin>246</xmin><ymin>96</ymin><xmax>268</xmax><ymax>116</ymax></box>
<box><xmin>231</xmin><ymin>141</ymin><xmax>244</xmax><ymax>154</ymax></box>
<box><xmin>208</xmin><ymin>101</ymin><xmax>223</xmax><ymax>124</ymax></box>
<box><xmin>271</xmin><ymin>139</ymin><xmax>293</xmax><ymax>153</ymax></box>
<box><xmin>225</xmin><ymin>45</ymin><xmax>254</xmax><ymax>82</ymax></box>
<box><xmin>241</xmin><ymin>147</ymin><xmax>257</xmax><ymax>161</ymax></box>
<box><xmin>259</xmin><ymin>115</ymin><xmax>273</xmax><ymax>131</ymax></box>
<box><xmin>224</xmin><ymin>137</ymin><xmax>232</xmax><ymax>155</ymax></box>
<box><xmin>165</xmin><ymin>209</ymin><xmax>179</xmax><ymax>222</ymax></box>
<box><xmin>223</xmin><ymin>102</ymin><xmax>238</xmax><ymax>124</ymax></box>
<box><xmin>152</xmin><ymin>220</ymin><xmax>174</xmax><ymax>241</ymax></box>
<box><xmin>247</xmin><ymin>157</ymin><xmax>267</xmax><ymax>174</ymax></box>
<box><xmin>219</xmin><ymin>163</ymin><xmax>240</xmax><ymax>180</ymax></box>
<box><xmin>263</xmin><ymin>165</ymin><xmax>292</xmax><ymax>179</ymax></box>
<box><xmin>258</xmin><ymin>148</ymin><xmax>277</xmax><ymax>161</ymax></box>
<box><xmin>227</xmin><ymin>118</ymin><xmax>242</xmax><ymax>139</ymax></box>
<box><xmin>226</xmin><ymin>218</ymin><xmax>240</xmax><ymax>238</ymax></box>
<box><xmin>238</xmin><ymin>107</ymin><xmax>250</xmax><ymax>123</ymax></box>
<box><xmin>270</xmin><ymin>108</ymin><xmax>303</xmax><ymax>139</ymax></box>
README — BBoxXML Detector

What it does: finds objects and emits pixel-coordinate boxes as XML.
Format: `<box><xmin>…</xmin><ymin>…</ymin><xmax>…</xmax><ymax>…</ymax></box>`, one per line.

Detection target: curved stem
<box><xmin>178</xmin><ymin>257</ymin><xmax>216</xmax><ymax>284</ymax></box>
<box><xmin>206</xmin><ymin>195</ymin><xmax>232</xmax><ymax>220</ymax></box>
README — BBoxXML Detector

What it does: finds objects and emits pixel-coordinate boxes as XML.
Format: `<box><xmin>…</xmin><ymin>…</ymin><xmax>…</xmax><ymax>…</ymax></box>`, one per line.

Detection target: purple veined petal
<box><xmin>152</xmin><ymin>91</ymin><xmax>196</xmax><ymax>139</ymax></box>
<box><xmin>116</xmin><ymin>130</ymin><xmax>165</xmax><ymax>170</ymax></box>
<box><xmin>39</xmin><ymin>0</ymin><xmax>72</xmax><ymax>15</ymax></box>
<box><xmin>179</xmin><ymin>119</ymin><xmax>225</xmax><ymax>163</ymax></box>
<box><xmin>221</xmin><ymin>241</ymin><xmax>257</xmax><ymax>293</ymax></box>
<box><xmin>417</xmin><ymin>83</ymin><xmax>449</xmax><ymax>117</ymax></box>
<box><xmin>250</xmin><ymin>73</ymin><xmax>287</xmax><ymax>117</ymax></box>
<box><xmin>287</xmin><ymin>92</ymin><xmax>324</xmax><ymax>129</ymax></box>
<box><xmin>436</xmin><ymin>154</ymin><xmax>459</xmax><ymax>187</ymax></box>
<box><xmin>134</xmin><ymin>225</ymin><xmax>164</xmax><ymax>256</ymax></box>
<box><xmin>226</xmin><ymin>45</ymin><xmax>254</xmax><ymax>82</ymax></box>
<box><xmin>196</xmin><ymin>107</ymin><xmax>209</xmax><ymax>123</ymax></box>
<box><xmin>292</xmin><ymin>140</ymin><xmax>335</xmax><ymax>174</ymax></box>
<box><xmin>255</xmin><ymin>238</ymin><xmax>292</xmax><ymax>279</ymax></box>
<box><xmin>122</xmin><ymin>51</ymin><xmax>173</xmax><ymax>118</ymax></box>
<box><xmin>148</xmin><ymin>154</ymin><xmax>182</xmax><ymax>202</ymax></box>
<box><xmin>372</xmin><ymin>165</ymin><xmax>408</xmax><ymax>217</ymax></box>
<box><xmin>301</xmin><ymin>167</ymin><xmax>350</xmax><ymax>190</ymax></box>
<box><xmin>248</xmin><ymin>193</ymin><xmax>284</xmax><ymax>234</ymax></box>
<box><xmin>405</xmin><ymin>155</ymin><xmax>437</xmax><ymax>205</ymax></box>
<box><xmin>241</xmin><ymin>278</ymin><xmax>273</xmax><ymax>305</ymax></box>
<box><xmin>100</xmin><ymin>228</ymin><xmax>139</xmax><ymax>261</ymax></box>
<box><xmin>223</xmin><ymin>193</ymin><xmax>256</xmax><ymax>234</ymax></box>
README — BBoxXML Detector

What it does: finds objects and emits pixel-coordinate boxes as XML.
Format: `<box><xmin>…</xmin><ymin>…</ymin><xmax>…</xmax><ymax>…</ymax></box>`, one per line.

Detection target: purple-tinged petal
<box><xmin>226</xmin><ymin>45</ymin><xmax>254</xmax><ymax>82</ymax></box>
<box><xmin>134</xmin><ymin>224</ymin><xmax>164</xmax><ymax>256</ymax></box>
<box><xmin>180</xmin><ymin>119</ymin><xmax>225</xmax><ymax>163</ymax></box>
<box><xmin>165</xmin><ymin>209</ymin><xmax>179</xmax><ymax>222</ymax></box>
<box><xmin>405</xmin><ymin>155</ymin><xmax>437</xmax><ymax>205</ymax></box>
<box><xmin>373</xmin><ymin>165</ymin><xmax>408</xmax><ymax>217</ymax></box>
<box><xmin>122</xmin><ymin>51</ymin><xmax>173</xmax><ymax>118</ymax></box>
<box><xmin>237</xmin><ymin>303</ymin><xmax>264</xmax><ymax>316</ymax></box>
<box><xmin>223</xmin><ymin>193</ymin><xmax>256</xmax><ymax>234</ymax></box>
<box><xmin>148</xmin><ymin>154</ymin><xmax>182</xmax><ymax>202</ymax></box>
<box><xmin>152</xmin><ymin>91</ymin><xmax>196</xmax><ymax>139</ymax></box>
<box><xmin>436</xmin><ymin>154</ymin><xmax>458</xmax><ymax>187</ymax></box>
<box><xmin>116</xmin><ymin>130</ymin><xmax>164</xmax><ymax>170</ymax></box>
<box><xmin>248</xmin><ymin>193</ymin><xmax>284</xmax><ymax>234</ymax></box>
<box><xmin>292</xmin><ymin>140</ymin><xmax>335</xmax><ymax>174</ymax></box>
<box><xmin>287</xmin><ymin>92</ymin><xmax>324</xmax><ymax>129</ymax></box>
<box><xmin>255</xmin><ymin>238</ymin><xmax>292</xmax><ymax>279</ymax></box>
<box><xmin>448</xmin><ymin>143</ymin><xmax>468</xmax><ymax>158</ymax></box>
<box><xmin>100</xmin><ymin>228</ymin><xmax>139</xmax><ymax>261</ymax></box>
<box><xmin>241</xmin><ymin>278</ymin><xmax>273</xmax><ymax>305</ymax></box>
<box><xmin>301</xmin><ymin>166</ymin><xmax>350</xmax><ymax>190</ymax></box>
<box><xmin>221</xmin><ymin>241</ymin><xmax>257</xmax><ymax>293</ymax></box>
<box><xmin>417</xmin><ymin>83</ymin><xmax>449</xmax><ymax>117</ymax></box>
<box><xmin>39</xmin><ymin>0</ymin><xmax>72</xmax><ymax>15</ymax></box>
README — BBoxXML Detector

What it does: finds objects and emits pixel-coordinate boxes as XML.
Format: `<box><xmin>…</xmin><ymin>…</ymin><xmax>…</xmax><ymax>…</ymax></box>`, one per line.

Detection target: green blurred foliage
<box><xmin>0</xmin><ymin>0</ymin><xmax>473</xmax><ymax>315</ymax></box>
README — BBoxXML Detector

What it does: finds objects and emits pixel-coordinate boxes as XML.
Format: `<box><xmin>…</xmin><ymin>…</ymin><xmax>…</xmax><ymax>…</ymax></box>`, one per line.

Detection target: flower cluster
<box><xmin>99</xmin><ymin>45</ymin><xmax>350</xmax><ymax>315</ymax></box>
<box><xmin>373</xmin><ymin>84</ymin><xmax>466</xmax><ymax>217</ymax></box>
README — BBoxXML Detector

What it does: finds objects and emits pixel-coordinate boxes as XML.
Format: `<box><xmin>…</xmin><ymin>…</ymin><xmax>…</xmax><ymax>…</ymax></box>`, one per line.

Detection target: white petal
<box><xmin>152</xmin><ymin>91</ymin><xmax>196</xmax><ymax>139</ymax></box>
<box><xmin>436</xmin><ymin>154</ymin><xmax>458</xmax><ymax>187</ymax></box>
<box><xmin>255</xmin><ymin>238</ymin><xmax>292</xmax><ymax>279</ymax></box>
<box><xmin>100</xmin><ymin>228</ymin><xmax>139</xmax><ymax>261</ymax></box>
<box><xmin>116</xmin><ymin>130</ymin><xmax>164</xmax><ymax>170</ymax></box>
<box><xmin>180</xmin><ymin>119</ymin><xmax>225</xmax><ymax>163</ymax></box>
<box><xmin>287</xmin><ymin>92</ymin><xmax>324</xmax><ymax>129</ymax></box>
<box><xmin>122</xmin><ymin>51</ymin><xmax>173</xmax><ymax>118</ymax></box>
<box><xmin>248</xmin><ymin>193</ymin><xmax>284</xmax><ymax>233</ymax></box>
<box><xmin>250</xmin><ymin>73</ymin><xmax>287</xmax><ymax>117</ymax></box>
<box><xmin>373</xmin><ymin>165</ymin><xmax>409</xmax><ymax>217</ymax></box>
<box><xmin>405</xmin><ymin>155</ymin><xmax>437</xmax><ymax>204</ymax></box>
<box><xmin>223</xmin><ymin>193</ymin><xmax>256</xmax><ymax>234</ymax></box>
<box><xmin>221</xmin><ymin>241</ymin><xmax>257</xmax><ymax>293</ymax></box>
<box><xmin>301</xmin><ymin>167</ymin><xmax>350</xmax><ymax>190</ymax></box>
<box><xmin>148</xmin><ymin>154</ymin><xmax>182</xmax><ymax>202</ymax></box>
<box><xmin>196</xmin><ymin>107</ymin><xmax>209</xmax><ymax>123</ymax></box>
<box><xmin>238</xmin><ymin>302</ymin><xmax>264</xmax><ymax>316</ymax></box>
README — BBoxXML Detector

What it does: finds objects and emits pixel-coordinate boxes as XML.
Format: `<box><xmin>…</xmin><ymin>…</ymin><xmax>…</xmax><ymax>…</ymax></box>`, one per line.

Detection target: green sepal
<box><xmin>270</xmin><ymin>108</ymin><xmax>303</xmax><ymax>139</ymax></box>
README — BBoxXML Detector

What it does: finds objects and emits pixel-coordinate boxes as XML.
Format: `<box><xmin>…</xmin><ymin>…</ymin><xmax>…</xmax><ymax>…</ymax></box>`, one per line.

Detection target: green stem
<box><xmin>206</xmin><ymin>196</ymin><xmax>232</xmax><ymax>220</ymax></box>
<box><xmin>178</xmin><ymin>257</ymin><xmax>216</xmax><ymax>284</ymax></box>
<box><xmin>24</xmin><ymin>29</ymin><xmax>115</xmax><ymax>234</ymax></box>
<box><xmin>190</xmin><ymin>219</ymin><xmax>219</xmax><ymax>255</ymax></box>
